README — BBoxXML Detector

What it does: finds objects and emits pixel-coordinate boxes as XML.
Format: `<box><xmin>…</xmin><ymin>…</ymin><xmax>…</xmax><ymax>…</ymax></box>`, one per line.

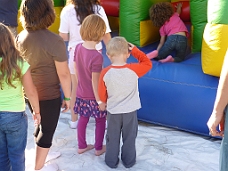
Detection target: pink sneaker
<box><xmin>159</xmin><ymin>55</ymin><xmax>174</xmax><ymax>63</ymax></box>
<box><xmin>147</xmin><ymin>50</ymin><xmax>158</xmax><ymax>59</ymax></box>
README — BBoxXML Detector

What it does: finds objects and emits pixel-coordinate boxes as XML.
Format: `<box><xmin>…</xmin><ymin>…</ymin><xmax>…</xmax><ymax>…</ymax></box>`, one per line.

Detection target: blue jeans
<box><xmin>0</xmin><ymin>111</ymin><xmax>28</xmax><ymax>171</ymax></box>
<box><xmin>220</xmin><ymin>106</ymin><xmax>228</xmax><ymax>171</ymax></box>
<box><xmin>157</xmin><ymin>34</ymin><xmax>187</xmax><ymax>62</ymax></box>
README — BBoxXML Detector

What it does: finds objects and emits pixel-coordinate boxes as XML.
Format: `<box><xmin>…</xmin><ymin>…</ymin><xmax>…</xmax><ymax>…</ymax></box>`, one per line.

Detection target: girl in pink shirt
<box><xmin>147</xmin><ymin>2</ymin><xmax>188</xmax><ymax>63</ymax></box>
<box><xmin>73</xmin><ymin>14</ymin><xmax>107</xmax><ymax>156</ymax></box>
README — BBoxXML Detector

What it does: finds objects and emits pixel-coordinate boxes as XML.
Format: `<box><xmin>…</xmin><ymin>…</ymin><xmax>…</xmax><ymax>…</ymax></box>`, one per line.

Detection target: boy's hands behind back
<box><xmin>99</xmin><ymin>102</ymin><xmax>106</xmax><ymax>111</ymax></box>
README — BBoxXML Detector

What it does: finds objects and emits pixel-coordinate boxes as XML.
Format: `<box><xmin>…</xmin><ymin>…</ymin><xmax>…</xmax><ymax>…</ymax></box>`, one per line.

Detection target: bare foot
<box><xmin>95</xmin><ymin>145</ymin><xmax>106</xmax><ymax>156</ymax></box>
<box><xmin>159</xmin><ymin>55</ymin><xmax>174</xmax><ymax>63</ymax></box>
<box><xmin>78</xmin><ymin>144</ymin><xmax>94</xmax><ymax>154</ymax></box>
<box><xmin>147</xmin><ymin>50</ymin><xmax>158</xmax><ymax>59</ymax></box>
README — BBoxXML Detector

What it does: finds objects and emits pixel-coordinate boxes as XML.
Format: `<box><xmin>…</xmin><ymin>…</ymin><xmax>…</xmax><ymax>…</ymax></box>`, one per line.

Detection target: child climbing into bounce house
<box><xmin>147</xmin><ymin>2</ymin><xmax>188</xmax><ymax>63</ymax></box>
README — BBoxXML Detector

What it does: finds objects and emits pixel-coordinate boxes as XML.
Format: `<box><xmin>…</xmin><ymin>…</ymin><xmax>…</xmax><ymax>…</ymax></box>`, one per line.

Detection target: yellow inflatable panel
<box><xmin>140</xmin><ymin>20</ymin><xmax>160</xmax><ymax>47</ymax></box>
<box><xmin>17</xmin><ymin>7</ymin><xmax>63</xmax><ymax>34</ymax></box>
<box><xmin>202</xmin><ymin>23</ymin><xmax>228</xmax><ymax>77</ymax></box>
<box><xmin>49</xmin><ymin>7</ymin><xmax>63</xmax><ymax>33</ymax></box>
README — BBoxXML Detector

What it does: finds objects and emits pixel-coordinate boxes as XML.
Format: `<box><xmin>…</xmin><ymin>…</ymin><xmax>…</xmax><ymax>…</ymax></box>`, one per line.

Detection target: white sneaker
<box><xmin>45</xmin><ymin>152</ymin><xmax>61</xmax><ymax>163</ymax></box>
<box><xmin>35</xmin><ymin>163</ymin><xmax>58</xmax><ymax>171</ymax></box>
<box><xmin>68</xmin><ymin>120</ymin><xmax>78</xmax><ymax>129</ymax></box>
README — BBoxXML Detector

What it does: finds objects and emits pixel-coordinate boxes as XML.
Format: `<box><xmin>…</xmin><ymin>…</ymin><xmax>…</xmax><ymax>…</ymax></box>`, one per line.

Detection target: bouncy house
<box><xmin>17</xmin><ymin>0</ymin><xmax>226</xmax><ymax>137</ymax></box>
<box><xmin>100</xmin><ymin>0</ymin><xmax>223</xmax><ymax>137</ymax></box>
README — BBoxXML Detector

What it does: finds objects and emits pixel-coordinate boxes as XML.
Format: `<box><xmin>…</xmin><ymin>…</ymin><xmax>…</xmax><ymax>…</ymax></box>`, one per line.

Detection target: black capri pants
<box><xmin>28</xmin><ymin>97</ymin><xmax>61</xmax><ymax>148</ymax></box>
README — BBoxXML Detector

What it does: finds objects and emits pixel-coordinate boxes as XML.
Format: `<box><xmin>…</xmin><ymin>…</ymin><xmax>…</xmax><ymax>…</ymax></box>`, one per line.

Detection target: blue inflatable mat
<box><xmin>103</xmin><ymin>50</ymin><xmax>219</xmax><ymax>137</ymax></box>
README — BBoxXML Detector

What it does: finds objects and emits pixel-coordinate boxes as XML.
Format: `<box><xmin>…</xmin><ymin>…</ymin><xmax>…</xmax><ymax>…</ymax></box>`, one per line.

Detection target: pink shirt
<box><xmin>74</xmin><ymin>43</ymin><xmax>103</xmax><ymax>100</ymax></box>
<box><xmin>159</xmin><ymin>13</ymin><xmax>188</xmax><ymax>37</ymax></box>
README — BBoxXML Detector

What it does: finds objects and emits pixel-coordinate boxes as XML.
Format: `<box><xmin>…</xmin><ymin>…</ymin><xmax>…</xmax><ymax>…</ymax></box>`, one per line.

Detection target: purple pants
<box><xmin>77</xmin><ymin>116</ymin><xmax>106</xmax><ymax>150</ymax></box>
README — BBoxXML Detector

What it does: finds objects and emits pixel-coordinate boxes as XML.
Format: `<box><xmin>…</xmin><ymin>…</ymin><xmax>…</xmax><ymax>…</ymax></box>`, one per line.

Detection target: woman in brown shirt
<box><xmin>17</xmin><ymin>0</ymin><xmax>71</xmax><ymax>170</ymax></box>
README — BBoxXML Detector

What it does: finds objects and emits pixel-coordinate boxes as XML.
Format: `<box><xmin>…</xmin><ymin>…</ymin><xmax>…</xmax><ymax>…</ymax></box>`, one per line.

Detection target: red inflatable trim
<box><xmin>172</xmin><ymin>1</ymin><xmax>190</xmax><ymax>22</ymax></box>
<box><xmin>100</xmin><ymin>0</ymin><xmax>119</xmax><ymax>17</ymax></box>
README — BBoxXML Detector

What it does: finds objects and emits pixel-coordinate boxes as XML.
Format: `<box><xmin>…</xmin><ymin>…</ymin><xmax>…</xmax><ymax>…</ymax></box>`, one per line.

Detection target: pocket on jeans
<box><xmin>6</xmin><ymin>112</ymin><xmax>28</xmax><ymax>135</ymax></box>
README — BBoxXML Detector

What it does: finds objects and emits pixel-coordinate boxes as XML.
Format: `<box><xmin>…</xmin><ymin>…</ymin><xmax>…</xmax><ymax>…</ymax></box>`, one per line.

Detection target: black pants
<box><xmin>28</xmin><ymin>97</ymin><xmax>61</xmax><ymax>148</ymax></box>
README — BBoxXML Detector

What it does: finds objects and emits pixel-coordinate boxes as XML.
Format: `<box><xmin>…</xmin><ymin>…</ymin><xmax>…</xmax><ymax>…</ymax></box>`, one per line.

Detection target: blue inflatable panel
<box><xmin>102</xmin><ymin>50</ymin><xmax>219</xmax><ymax>137</ymax></box>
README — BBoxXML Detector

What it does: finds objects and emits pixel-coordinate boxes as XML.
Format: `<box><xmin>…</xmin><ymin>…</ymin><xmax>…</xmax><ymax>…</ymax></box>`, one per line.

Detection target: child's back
<box><xmin>99</xmin><ymin>46</ymin><xmax>151</xmax><ymax>113</ymax></box>
<box><xmin>98</xmin><ymin>37</ymin><xmax>152</xmax><ymax>168</ymax></box>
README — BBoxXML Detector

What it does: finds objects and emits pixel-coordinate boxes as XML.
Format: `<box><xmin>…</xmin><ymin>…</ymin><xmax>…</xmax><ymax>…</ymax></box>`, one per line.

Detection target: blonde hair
<box><xmin>80</xmin><ymin>14</ymin><xmax>106</xmax><ymax>42</ymax></box>
<box><xmin>0</xmin><ymin>23</ymin><xmax>23</xmax><ymax>89</ymax></box>
<box><xmin>106</xmin><ymin>37</ymin><xmax>129</xmax><ymax>57</ymax></box>
<box><xmin>20</xmin><ymin>0</ymin><xmax>55</xmax><ymax>30</ymax></box>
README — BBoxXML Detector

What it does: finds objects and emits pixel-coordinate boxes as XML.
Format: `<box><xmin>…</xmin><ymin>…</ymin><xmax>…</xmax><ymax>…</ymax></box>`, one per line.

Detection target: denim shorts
<box><xmin>0</xmin><ymin>111</ymin><xmax>28</xmax><ymax>171</ymax></box>
<box><xmin>157</xmin><ymin>34</ymin><xmax>187</xmax><ymax>62</ymax></box>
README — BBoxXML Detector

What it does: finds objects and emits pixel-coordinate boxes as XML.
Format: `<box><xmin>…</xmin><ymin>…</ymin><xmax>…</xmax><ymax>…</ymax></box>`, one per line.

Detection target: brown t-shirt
<box><xmin>16</xmin><ymin>29</ymin><xmax>67</xmax><ymax>101</ymax></box>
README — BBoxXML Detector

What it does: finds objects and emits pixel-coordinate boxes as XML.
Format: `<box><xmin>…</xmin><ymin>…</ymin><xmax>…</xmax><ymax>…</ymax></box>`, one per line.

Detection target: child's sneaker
<box><xmin>68</xmin><ymin>120</ymin><xmax>78</xmax><ymax>129</ymax></box>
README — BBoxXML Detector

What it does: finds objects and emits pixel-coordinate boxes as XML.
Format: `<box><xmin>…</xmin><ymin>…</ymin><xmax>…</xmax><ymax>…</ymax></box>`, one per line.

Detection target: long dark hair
<box><xmin>67</xmin><ymin>0</ymin><xmax>101</xmax><ymax>24</ymax></box>
<box><xmin>20</xmin><ymin>0</ymin><xmax>55</xmax><ymax>30</ymax></box>
<box><xmin>0</xmin><ymin>23</ymin><xmax>23</xmax><ymax>89</ymax></box>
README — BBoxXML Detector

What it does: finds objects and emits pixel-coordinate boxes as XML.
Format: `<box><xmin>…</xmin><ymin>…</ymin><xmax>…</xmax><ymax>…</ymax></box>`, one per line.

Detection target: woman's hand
<box><xmin>207</xmin><ymin>111</ymin><xmax>224</xmax><ymax>137</ymax></box>
<box><xmin>61</xmin><ymin>100</ymin><xmax>70</xmax><ymax>113</ymax></box>
<box><xmin>33</xmin><ymin>113</ymin><xmax>41</xmax><ymax>127</ymax></box>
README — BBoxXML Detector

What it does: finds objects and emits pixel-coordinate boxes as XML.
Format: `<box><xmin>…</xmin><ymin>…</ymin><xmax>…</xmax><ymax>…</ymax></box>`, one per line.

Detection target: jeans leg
<box><xmin>220</xmin><ymin>106</ymin><xmax>228</xmax><ymax>171</ymax></box>
<box><xmin>77</xmin><ymin>116</ymin><xmax>89</xmax><ymax>149</ymax></box>
<box><xmin>0</xmin><ymin>112</ymin><xmax>28</xmax><ymax>171</ymax></box>
<box><xmin>0</xmin><ymin>122</ymin><xmax>11</xmax><ymax>171</ymax></box>
<box><xmin>95</xmin><ymin>117</ymin><xmax>106</xmax><ymax>150</ymax></box>
<box><xmin>157</xmin><ymin>36</ymin><xmax>175</xmax><ymax>60</ymax></box>
<box><xmin>174</xmin><ymin>36</ymin><xmax>187</xmax><ymax>62</ymax></box>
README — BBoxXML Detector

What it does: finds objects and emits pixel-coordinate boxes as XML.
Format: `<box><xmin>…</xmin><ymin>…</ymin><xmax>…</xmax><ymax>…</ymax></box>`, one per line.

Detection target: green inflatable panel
<box><xmin>208</xmin><ymin>0</ymin><xmax>228</xmax><ymax>24</ymax></box>
<box><xmin>120</xmin><ymin>0</ymin><xmax>150</xmax><ymax>45</ymax></box>
<box><xmin>18</xmin><ymin>0</ymin><xmax>22</xmax><ymax>8</ymax></box>
<box><xmin>53</xmin><ymin>0</ymin><xmax>64</xmax><ymax>7</ymax></box>
<box><xmin>192</xmin><ymin>23</ymin><xmax>206</xmax><ymax>53</ymax></box>
<box><xmin>190</xmin><ymin>0</ymin><xmax>207</xmax><ymax>25</ymax></box>
<box><xmin>18</xmin><ymin>0</ymin><xmax>64</xmax><ymax>8</ymax></box>
<box><xmin>190</xmin><ymin>0</ymin><xmax>207</xmax><ymax>52</ymax></box>
<box><xmin>119</xmin><ymin>0</ymin><xmax>169</xmax><ymax>46</ymax></box>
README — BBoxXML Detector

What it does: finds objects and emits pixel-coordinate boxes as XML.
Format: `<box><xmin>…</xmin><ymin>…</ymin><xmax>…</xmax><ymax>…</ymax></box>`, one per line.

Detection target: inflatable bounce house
<box><xmin>17</xmin><ymin>0</ymin><xmax>228</xmax><ymax>137</ymax></box>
